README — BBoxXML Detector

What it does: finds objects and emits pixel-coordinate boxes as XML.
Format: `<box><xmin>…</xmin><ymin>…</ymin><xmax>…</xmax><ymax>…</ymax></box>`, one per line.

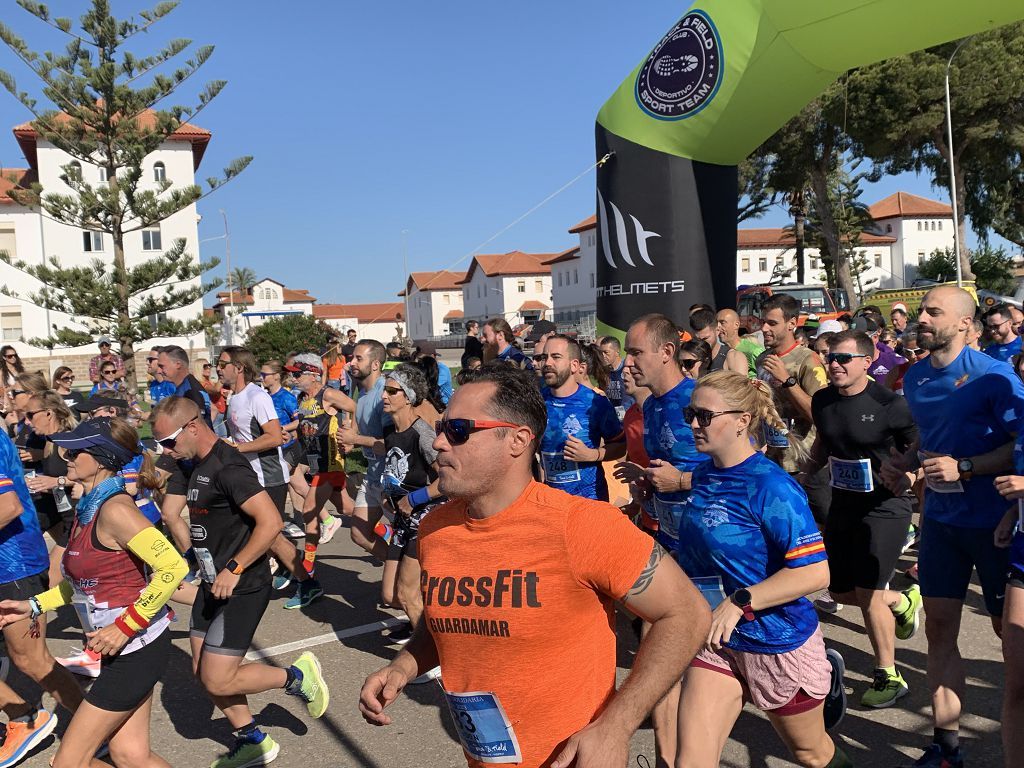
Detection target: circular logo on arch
<box><xmin>635</xmin><ymin>10</ymin><xmax>723</xmax><ymax>121</ymax></box>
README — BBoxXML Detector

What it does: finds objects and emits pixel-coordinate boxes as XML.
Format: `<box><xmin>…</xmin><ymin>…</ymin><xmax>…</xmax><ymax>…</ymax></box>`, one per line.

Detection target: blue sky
<box><xmin>0</xmin><ymin>1</ymin><xmax>985</xmax><ymax>305</ymax></box>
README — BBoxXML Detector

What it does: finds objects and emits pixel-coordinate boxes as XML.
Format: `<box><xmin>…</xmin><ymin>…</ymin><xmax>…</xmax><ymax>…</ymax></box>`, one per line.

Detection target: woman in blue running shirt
<box><xmin>675</xmin><ymin>371</ymin><xmax>852</xmax><ymax>768</ymax></box>
<box><xmin>994</xmin><ymin>443</ymin><xmax>1024</xmax><ymax>767</ymax></box>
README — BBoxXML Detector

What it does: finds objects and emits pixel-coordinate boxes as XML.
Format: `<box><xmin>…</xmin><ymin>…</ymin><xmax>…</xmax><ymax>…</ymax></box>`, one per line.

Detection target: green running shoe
<box><xmin>894</xmin><ymin>584</ymin><xmax>923</xmax><ymax>641</ymax></box>
<box><xmin>210</xmin><ymin>735</ymin><xmax>280</xmax><ymax>768</ymax></box>
<box><xmin>283</xmin><ymin>579</ymin><xmax>323</xmax><ymax>610</ymax></box>
<box><xmin>290</xmin><ymin>651</ymin><xmax>330</xmax><ymax>718</ymax></box>
<box><xmin>860</xmin><ymin>668</ymin><xmax>909</xmax><ymax>709</ymax></box>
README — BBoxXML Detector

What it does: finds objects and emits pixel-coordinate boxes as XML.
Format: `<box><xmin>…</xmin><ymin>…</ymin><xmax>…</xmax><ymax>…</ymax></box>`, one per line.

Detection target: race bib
<box><xmin>763</xmin><ymin>422</ymin><xmax>790</xmax><ymax>448</ymax></box>
<box><xmin>53</xmin><ymin>486</ymin><xmax>73</xmax><ymax>513</ymax></box>
<box><xmin>615</xmin><ymin>405</ymin><xmax>627</xmax><ymax>423</ymax></box>
<box><xmin>194</xmin><ymin>547</ymin><xmax>218</xmax><ymax>584</ymax></box>
<box><xmin>541</xmin><ymin>451</ymin><xmax>580</xmax><ymax>484</ymax></box>
<box><xmin>653</xmin><ymin>496</ymin><xmax>687</xmax><ymax>542</ymax></box>
<box><xmin>691</xmin><ymin>575</ymin><xmax>727</xmax><ymax>609</ymax></box>
<box><xmin>307</xmin><ymin>452</ymin><xmax>321</xmax><ymax>475</ymax></box>
<box><xmin>829</xmin><ymin>457</ymin><xmax>874</xmax><ymax>493</ymax></box>
<box><xmin>71</xmin><ymin>591</ymin><xmax>95</xmax><ymax>632</ymax></box>
<box><xmin>445</xmin><ymin>691</ymin><xmax>522</xmax><ymax>764</ymax></box>
<box><xmin>917</xmin><ymin>451</ymin><xmax>964</xmax><ymax>494</ymax></box>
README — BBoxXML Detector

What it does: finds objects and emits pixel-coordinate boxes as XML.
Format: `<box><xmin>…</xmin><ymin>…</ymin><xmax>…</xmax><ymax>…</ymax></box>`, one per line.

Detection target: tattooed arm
<box><xmin>551</xmin><ymin>542</ymin><xmax>711</xmax><ymax>768</ymax></box>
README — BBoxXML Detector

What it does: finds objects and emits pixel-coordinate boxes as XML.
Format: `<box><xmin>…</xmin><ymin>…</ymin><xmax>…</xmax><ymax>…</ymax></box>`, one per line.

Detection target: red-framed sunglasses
<box><xmin>435</xmin><ymin>418</ymin><xmax>528</xmax><ymax>445</ymax></box>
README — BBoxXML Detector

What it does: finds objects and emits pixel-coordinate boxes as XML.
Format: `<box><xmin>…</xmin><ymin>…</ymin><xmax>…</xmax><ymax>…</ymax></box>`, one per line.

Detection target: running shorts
<box><xmin>918</xmin><ymin>518</ymin><xmax>1009</xmax><ymax>616</ymax></box>
<box><xmin>823</xmin><ymin>498</ymin><xmax>911</xmax><ymax>593</ymax></box>
<box><xmin>86</xmin><ymin>629</ymin><xmax>171</xmax><ymax>712</ymax></box>
<box><xmin>309</xmin><ymin>471</ymin><xmax>346</xmax><ymax>490</ymax></box>
<box><xmin>284</xmin><ymin>442</ymin><xmax>307</xmax><ymax>470</ymax></box>
<box><xmin>190</xmin><ymin>583</ymin><xmax>271</xmax><ymax>657</ymax></box>
<box><xmin>266</xmin><ymin>484</ymin><xmax>288</xmax><ymax>518</ymax></box>
<box><xmin>690</xmin><ymin>626</ymin><xmax>831</xmax><ymax>713</ymax></box>
<box><xmin>1010</xmin><ymin>565</ymin><xmax>1024</xmax><ymax>590</ymax></box>
<box><xmin>0</xmin><ymin>570</ymin><xmax>47</xmax><ymax>601</ymax></box>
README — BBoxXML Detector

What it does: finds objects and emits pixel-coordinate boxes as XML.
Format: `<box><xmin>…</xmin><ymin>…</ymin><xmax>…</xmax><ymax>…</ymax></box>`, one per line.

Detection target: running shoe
<box><xmin>0</xmin><ymin>709</ymin><xmax>57</xmax><ymax>768</ymax></box>
<box><xmin>283</xmin><ymin>579</ymin><xmax>323</xmax><ymax>610</ymax></box>
<box><xmin>902</xmin><ymin>524</ymin><xmax>920</xmax><ymax>554</ymax></box>
<box><xmin>281</xmin><ymin>522</ymin><xmax>306</xmax><ymax>540</ymax></box>
<box><xmin>813</xmin><ymin>590</ymin><xmax>843</xmax><ymax>614</ymax></box>
<box><xmin>409</xmin><ymin>666</ymin><xmax>441</xmax><ymax>685</ymax></box>
<box><xmin>272</xmin><ymin>569</ymin><xmax>294</xmax><ymax>592</ymax></box>
<box><xmin>56</xmin><ymin>647</ymin><xmax>102</xmax><ymax>678</ymax></box>
<box><xmin>894</xmin><ymin>585</ymin><xmax>923</xmax><ymax>641</ymax></box>
<box><xmin>289</xmin><ymin>652</ymin><xmax>329</xmax><ymax>718</ymax></box>
<box><xmin>823</xmin><ymin>648</ymin><xmax>847</xmax><ymax>731</ymax></box>
<box><xmin>209</xmin><ymin>734</ymin><xmax>280</xmax><ymax>768</ymax></box>
<box><xmin>860</xmin><ymin>668</ymin><xmax>909</xmax><ymax>708</ymax></box>
<box><xmin>900</xmin><ymin>743</ymin><xmax>964</xmax><ymax>767</ymax></box>
<box><xmin>319</xmin><ymin>515</ymin><xmax>342</xmax><ymax>544</ymax></box>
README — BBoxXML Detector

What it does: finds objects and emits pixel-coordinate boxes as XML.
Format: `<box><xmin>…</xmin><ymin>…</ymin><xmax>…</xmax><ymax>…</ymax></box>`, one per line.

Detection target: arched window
<box><xmin>153</xmin><ymin>161</ymin><xmax>166</xmax><ymax>183</ymax></box>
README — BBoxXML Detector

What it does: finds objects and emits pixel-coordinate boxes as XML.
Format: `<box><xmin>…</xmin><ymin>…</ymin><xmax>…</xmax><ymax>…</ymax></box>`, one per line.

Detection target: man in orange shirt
<box><xmin>359</xmin><ymin>365</ymin><xmax>711</xmax><ymax>768</ymax></box>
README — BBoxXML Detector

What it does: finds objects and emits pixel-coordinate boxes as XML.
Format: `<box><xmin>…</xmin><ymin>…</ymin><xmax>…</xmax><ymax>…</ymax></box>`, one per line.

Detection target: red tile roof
<box><xmin>519</xmin><ymin>300</ymin><xmax>549</xmax><ymax>311</ymax></box>
<box><xmin>869</xmin><ymin>192</ymin><xmax>953</xmax><ymax>219</ymax></box>
<box><xmin>313</xmin><ymin>302</ymin><xmax>405</xmax><ymax>324</ymax></box>
<box><xmin>459</xmin><ymin>251</ymin><xmax>555</xmax><ymax>284</ymax></box>
<box><xmin>737</xmin><ymin>228</ymin><xmax>897</xmax><ymax>249</ymax></box>
<box><xmin>544</xmin><ymin>246</ymin><xmax>581</xmax><ymax>265</ymax></box>
<box><xmin>13</xmin><ymin>110</ymin><xmax>211</xmax><ymax>171</ymax></box>
<box><xmin>399</xmin><ymin>270</ymin><xmax>467</xmax><ymax>296</ymax></box>
<box><xmin>569</xmin><ymin>215</ymin><xmax>596</xmax><ymax>234</ymax></box>
<box><xmin>212</xmin><ymin>286</ymin><xmax>316</xmax><ymax>307</ymax></box>
<box><xmin>0</xmin><ymin>168</ymin><xmax>35</xmax><ymax>205</ymax></box>
<box><xmin>443</xmin><ymin>309</ymin><xmax>465</xmax><ymax>321</ymax></box>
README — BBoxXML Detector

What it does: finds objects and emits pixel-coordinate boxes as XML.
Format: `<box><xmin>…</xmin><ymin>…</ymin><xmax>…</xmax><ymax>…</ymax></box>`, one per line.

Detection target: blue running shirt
<box><xmin>0</xmin><ymin>431</ymin><xmax>48</xmax><ymax>583</ymax></box>
<box><xmin>642</xmin><ymin>378</ymin><xmax>709</xmax><ymax>542</ymax></box>
<box><xmin>984</xmin><ymin>336</ymin><xmax>1022</xmax><ymax>363</ymax></box>
<box><xmin>270</xmin><ymin>387</ymin><xmax>300</xmax><ymax>449</ymax></box>
<box><xmin>541</xmin><ymin>385</ymin><xmax>623</xmax><ymax>500</ymax></box>
<box><xmin>904</xmin><ymin>347</ymin><xmax>1024</xmax><ymax>528</ymax></box>
<box><xmin>677</xmin><ymin>451</ymin><xmax>826</xmax><ymax>653</ymax></box>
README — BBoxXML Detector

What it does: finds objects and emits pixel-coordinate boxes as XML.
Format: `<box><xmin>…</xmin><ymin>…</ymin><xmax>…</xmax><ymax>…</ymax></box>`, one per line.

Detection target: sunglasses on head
<box><xmin>435</xmin><ymin>417</ymin><xmax>526</xmax><ymax>446</ymax></box>
<box><xmin>825</xmin><ymin>352</ymin><xmax>868</xmax><ymax>365</ymax></box>
<box><xmin>683</xmin><ymin>406</ymin><xmax>744</xmax><ymax>428</ymax></box>
<box><xmin>156</xmin><ymin>416</ymin><xmax>197</xmax><ymax>449</ymax></box>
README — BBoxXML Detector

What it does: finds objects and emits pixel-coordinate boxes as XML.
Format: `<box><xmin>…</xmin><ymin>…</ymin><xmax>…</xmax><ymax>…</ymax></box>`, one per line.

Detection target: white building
<box><xmin>549</xmin><ymin>215</ymin><xmax>598</xmax><ymax>326</ymax></box>
<box><xmin>313</xmin><ymin>302</ymin><xmax>407</xmax><ymax>345</ymax></box>
<box><xmin>210</xmin><ymin>278</ymin><xmax>316</xmax><ymax>346</ymax></box>
<box><xmin>398</xmin><ymin>270</ymin><xmax>466</xmax><ymax>338</ymax></box>
<box><xmin>459</xmin><ymin>251</ymin><xmax>554</xmax><ymax>326</ymax></box>
<box><xmin>0</xmin><ymin>113</ymin><xmax>210</xmax><ymax>374</ymax></box>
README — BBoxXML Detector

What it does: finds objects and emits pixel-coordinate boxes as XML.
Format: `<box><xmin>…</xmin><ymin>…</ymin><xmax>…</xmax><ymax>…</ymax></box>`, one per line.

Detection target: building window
<box><xmin>98</xmin><ymin>166</ymin><xmax>108</xmax><ymax>182</ymax></box>
<box><xmin>147</xmin><ymin>312</ymin><xmax>168</xmax><ymax>330</ymax></box>
<box><xmin>758</xmin><ymin>257</ymin><xmax>767</xmax><ymax>271</ymax></box>
<box><xmin>443</xmin><ymin>293</ymin><xmax>450</xmax><ymax>305</ymax></box>
<box><xmin>141</xmin><ymin>228</ymin><xmax>162</xmax><ymax>251</ymax></box>
<box><xmin>517</xmin><ymin>280</ymin><xmax>525</xmax><ymax>293</ymax></box>
<box><xmin>589</xmin><ymin>273</ymin><xmax>595</xmax><ymax>287</ymax></box>
<box><xmin>874</xmin><ymin>253</ymin><xmax>882</xmax><ymax>267</ymax></box>
<box><xmin>917</xmin><ymin>221</ymin><xmax>922</xmax><ymax>231</ymax></box>
<box><xmin>775</xmin><ymin>256</ymin><xmax>783</xmax><ymax>267</ymax></box>
<box><xmin>741</xmin><ymin>257</ymin><xmax>750</xmax><ymax>272</ymax></box>
<box><xmin>83</xmin><ymin>231</ymin><xmax>104</xmax><ymax>252</ymax></box>
<box><xmin>917</xmin><ymin>251</ymin><xmax>925</xmax><ymax>258</ymax></box>
<box><xmin>557</xmin><ymin>272</ymin><xmax>562</xmax><ymax>287</ymax></box>
<box><xmin>153</xmin><ymin>162</ymin><xmax>166</xmax><ymax>183</ymax></box>
<box><xmin>573</xmin><ymin>269</ymin><xmax>578</xmax><ymax>284</ymax></box>
<box><xmin>0</xmin><ymin>309</ymin><xmax>22</xmax><ymax>341</ymax></box>
<box><xmin>484</xmin><ymin>284</ymin><xmax>487</xmax><ymax>297</ymax></box>
<box><xmin>477</xmin><ymin>286</ymin><xmax>480</xmax><ymax>299</ymax></box>
<box><xmin>535</xmin><ymin>279</ymin><xmax>543</xmax><ymax>292</ymax></box>
<box><xmin>886</xmin><ymin>223</ymin><xmax>892</xmax><ymax>233</ymax></box>
<box><xmin>938</xmin><ymin>221</ymin><xmax>943</xmax><ymax>230</ymax></box>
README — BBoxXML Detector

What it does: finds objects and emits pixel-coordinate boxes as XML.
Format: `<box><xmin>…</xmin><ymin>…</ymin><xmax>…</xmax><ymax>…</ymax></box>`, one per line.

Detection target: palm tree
<box><xmin>228</xmin><ymin>267</ymin><xmax>257</xmax><ymax>296</ymax></box>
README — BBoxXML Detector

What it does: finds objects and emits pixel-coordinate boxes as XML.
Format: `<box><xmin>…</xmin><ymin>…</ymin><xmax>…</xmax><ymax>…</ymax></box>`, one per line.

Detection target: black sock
<box><xmin>236</xmin><ymin>720</ymin><xmax>264</xmax><ymax>743</ymax></box>
<box><xmin>825</xmin><ymin>746</ymin><xmax>853</xmax><ymax>768</ymax></box>
<box><xmin>934</xmin><ymin>727</ymin><xmax>959</xmax><ymax>754</ymax></box>
<box><xmin>284</xmin><ymin>665</ymin><xmax>303</xmax><ymax>693</ymax></box>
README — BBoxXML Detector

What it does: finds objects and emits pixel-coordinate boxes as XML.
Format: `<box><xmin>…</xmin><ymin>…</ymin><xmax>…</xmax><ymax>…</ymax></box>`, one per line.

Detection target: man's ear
<box><xmin>508</xmin><ymin>427</ymin><xmax>535</xmax><ymax>459</ymax></box>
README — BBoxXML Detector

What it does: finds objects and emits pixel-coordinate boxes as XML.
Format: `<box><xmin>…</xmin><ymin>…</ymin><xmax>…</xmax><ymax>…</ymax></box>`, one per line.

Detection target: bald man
<box><xmin>715</xmin><ymin>308</ymin><xmax>764</xmax><ymax>378</ymax></box>
<box><xmin>881</xmin><ymin>285</ymin><xmax>1024</xmax><ymax>766</ymax></box>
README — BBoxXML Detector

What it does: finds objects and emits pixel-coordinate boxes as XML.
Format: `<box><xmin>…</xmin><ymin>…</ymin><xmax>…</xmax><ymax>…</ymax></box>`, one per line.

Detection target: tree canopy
<box><xmin>243</xmin><ymin>314</ymin><xmax>336</xmax><ymax>365</ymax></box>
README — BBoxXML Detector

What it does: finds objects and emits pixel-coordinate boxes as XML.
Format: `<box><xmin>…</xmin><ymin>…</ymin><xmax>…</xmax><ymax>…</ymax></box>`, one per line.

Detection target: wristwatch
<box><xmin>957</xmin><ymin>458</ymin><xmax>974</xmax><ymax>481</ymax></box>
<box><xmin>781</xmin><ymin>376</ymin><xmax>798</xmax><ymax>388</ymax></box>
<box><xmin>57</xmin><ymin>476</ymin><xmax>66</xmax><ymax>488</ymax></box>
<box><xmin>730</xmin><ymin>589</ymin><xmax>755</xmax><ymax>621</ymax></box>
<box><xmin>225</xmin><ymin>559</ymin><xmax>245</xmax><ymax>576</ymax></box>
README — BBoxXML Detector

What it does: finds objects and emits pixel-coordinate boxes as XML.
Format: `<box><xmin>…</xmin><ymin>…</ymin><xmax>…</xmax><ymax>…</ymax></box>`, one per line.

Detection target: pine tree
<box><xmin>0</xmin><ymin>0</ymin><xmax>251</xmax><ymax>388</ymax></box>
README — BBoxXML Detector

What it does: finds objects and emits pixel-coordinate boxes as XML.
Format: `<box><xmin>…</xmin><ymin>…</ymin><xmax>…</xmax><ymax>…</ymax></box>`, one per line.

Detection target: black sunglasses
<box><xmin>146</xmin><ymin>357</ymin><xmax>158</xmax><ymax>363</ymax></box>
<box><xmin>684</xmin><ymin>406</ymin><xmax>745</xmax><ymax>428</ymax></box>
<box><xmin>383</xmin><ymin>386</ymin><xmax>405</xmax><ymax>396</ymax></box>
<box><xmin>25</xmin><ymin>409</ymin><xmax>48</xmax><ymax>419</ymax></box>
<box><xmin>4</xmin><ymin>354</ymin><xmax>17</xmax><ymax>360</ymax></box>
<box><xmin>436</xmin><ymin>418</ymin><xmax>525</xmax><ymax>446</ymax></box>
<box><xmin>101</xmin><ymin>369</ymin><xmax>115</xmax><ymax>374</ymax></box>
<box><xmin>679</xmin><ymin>358</ymin><xmax>700</xmax><ymax>370</ymax></box>
<box><xmin>825</xmin><ymin>352</ymin><xmax>868</xmax><ymax>365</ymax></box>
<box><xmin>60</xmin><ymin>447</ymin><xmax>86</xmax><ymax>461</ymax></box>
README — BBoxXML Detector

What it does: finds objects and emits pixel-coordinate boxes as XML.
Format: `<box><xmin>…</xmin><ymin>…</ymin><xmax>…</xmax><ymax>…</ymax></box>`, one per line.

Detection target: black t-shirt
<box><xmin>341</xmin><ymin>342</ymin><xmax>357</xmax><ymax>362</ymax></box>
<box><xmin>811</xmin><ymin>381</ymin><xmax>918</xmax><ymax>514</ymax></box>
<box><xmin>186</xmin><ymin>440</ymin><xmax>270</xmax><ymax>593</ymax></box>
<box><xmin>61</xmin><ymin>390</ymin><xmax>86</xmax><ymax>410</ymax></box>
<box><xmin>462</xmin><ymin>335</ymin><xmax>483</xmax><ymax>368</ymax></box>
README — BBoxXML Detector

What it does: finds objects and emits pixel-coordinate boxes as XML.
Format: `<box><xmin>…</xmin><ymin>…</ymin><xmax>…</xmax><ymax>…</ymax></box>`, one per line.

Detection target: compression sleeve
<box><xmin>33</xmin><ymin>580</ymin><xmax>74</xmax><ymax>612</ymax></box>
<box><xmin>115</xmin><ymin>527</ymin><xmax>188</xmax><ymax>637</ymax></box>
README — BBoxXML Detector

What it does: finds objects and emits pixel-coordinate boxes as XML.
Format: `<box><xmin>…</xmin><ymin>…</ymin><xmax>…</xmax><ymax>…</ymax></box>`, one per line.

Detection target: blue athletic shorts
<box><xmin>918</xmin><ymin>518</ymin><xmax>1009</xmax><ymax>616</ymax></box>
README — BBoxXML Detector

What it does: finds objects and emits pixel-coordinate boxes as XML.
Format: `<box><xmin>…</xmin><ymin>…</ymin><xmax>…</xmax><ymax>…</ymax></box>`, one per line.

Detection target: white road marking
<box><xmin>245</xmin><ymin>616</ymin><xmax>408</xmax><ymax>661</ymax></box>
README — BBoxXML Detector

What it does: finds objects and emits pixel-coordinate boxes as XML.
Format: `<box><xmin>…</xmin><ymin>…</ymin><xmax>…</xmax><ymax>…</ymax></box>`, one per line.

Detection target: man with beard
<box><xmin>358</xmin><ymin>365</ymin><xmax>710</xmax><ymax>768</ymax></box>
<box><xmin>983</xmin><ymin>303</ymin><xmax>1023</xmax><ymax>362</ymax></box>
<box><xmin>538</xmin><ymin>335</ymin><xmax>625</xmax><ymax>501</ymax></box>
<box><xmin>689</xmin><ymin>308</ymin><xmax>748</xmax><ymax>375</ymax></box>
<box><xmin>482</xmin><ymin>317</ymin><xmax>533</xmax><ymax>370</ymax></box>
<box><xmin>881</xmin><ymin>285</ymin><xmax>1024</xmax><ymax>768</ymax></box>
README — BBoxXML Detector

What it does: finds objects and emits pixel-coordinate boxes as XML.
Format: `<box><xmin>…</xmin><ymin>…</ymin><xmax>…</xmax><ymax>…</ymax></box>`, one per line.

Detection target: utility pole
<box><xmin>221</xmin><ymin>209</ymin><xmax>233</xmax><ymax>344</ymax></box>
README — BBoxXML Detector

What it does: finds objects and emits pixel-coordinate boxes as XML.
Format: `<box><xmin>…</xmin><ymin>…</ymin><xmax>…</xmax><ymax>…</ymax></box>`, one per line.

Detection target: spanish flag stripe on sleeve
<box><xmin>785</xmin><ymin>541</ymin><xmax>825</xmax><ymax>560</ymax></box>
<box><xmin>0</xmin><ymin>478</ymin><xmax>14</xmax><ymax>491</ymax></box>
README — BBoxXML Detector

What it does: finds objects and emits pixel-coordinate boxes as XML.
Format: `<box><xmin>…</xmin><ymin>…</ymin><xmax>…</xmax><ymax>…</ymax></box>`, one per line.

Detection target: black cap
<box><xmin>852</xmin><ymin>316</ymin><xmax>881</xmax><ymax>334</ymax></box>
<box><xmin>73</xmin><ymin>394</ymin><xmax>128</xmax><ymax>414</ymax></box>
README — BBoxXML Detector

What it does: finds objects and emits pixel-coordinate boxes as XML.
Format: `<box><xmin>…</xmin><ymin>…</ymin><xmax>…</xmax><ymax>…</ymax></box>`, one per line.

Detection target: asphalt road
<box><xmin>18</xmin><ymin>514</ymin><xmax>1006</xmax><ymax>768</ymax></box>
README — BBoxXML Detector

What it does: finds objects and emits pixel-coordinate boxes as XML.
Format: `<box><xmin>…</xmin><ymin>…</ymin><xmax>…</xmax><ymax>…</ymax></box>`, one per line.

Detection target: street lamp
<box><xmin>945</xmin><ymin>36</ymin><xmax>973</xmax><ymax>287</ymax></box>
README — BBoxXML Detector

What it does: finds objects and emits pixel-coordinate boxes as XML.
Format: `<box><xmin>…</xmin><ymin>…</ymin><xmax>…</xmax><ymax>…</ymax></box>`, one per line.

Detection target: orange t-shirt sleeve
<box><xmin>564</xmin><ymin>499</ymin><xmax>655</xmax><ymax>601</ymax></box>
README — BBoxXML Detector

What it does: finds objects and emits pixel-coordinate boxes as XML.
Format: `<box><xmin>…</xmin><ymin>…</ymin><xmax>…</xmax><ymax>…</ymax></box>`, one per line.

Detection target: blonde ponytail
<box><xmin>695</xmin><ymin>371</ymin><xmax>795</xmax><ymax>451</ymax></box>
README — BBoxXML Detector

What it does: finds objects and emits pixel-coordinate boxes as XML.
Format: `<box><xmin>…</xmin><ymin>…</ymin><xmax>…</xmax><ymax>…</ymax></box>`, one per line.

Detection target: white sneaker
<box><xmin>409</xmin><ymin>666</ymin><xmax>441</xmax><ymax>685</ymax></box>
<box><xmin>57</xmin><ymin>648</ymin><xmax>102</xmax><ymax>678</ymax></box>
<box><xmin>813</xmin><ymin>590</ymin><xmax>843</xmax><ymax>614</ymax></box>
<box><xmin>319</xmin><ymin>515</ymin><xmax>343</xmax><ymax>544</ymax></box>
